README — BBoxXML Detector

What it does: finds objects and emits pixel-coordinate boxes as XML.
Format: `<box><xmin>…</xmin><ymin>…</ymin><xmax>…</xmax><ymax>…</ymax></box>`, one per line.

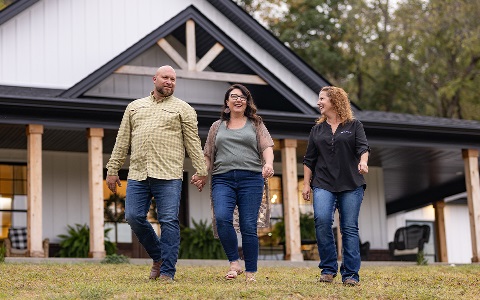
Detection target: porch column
<box><xmin>462</xmin><ymin>149</ymin><xmax>480</xmax><ymax>263</ymax></box>
<box><xmin>433</xmin><ymin>200</ymin><xmax>448</xmax><ymax>262</ymax></box>
<box><xmin>281</xmin><ymin>139</ymin><xmax>303</xmax><ymax>261</ymax></box>
<box><xmin>26</xmin><ymin>124</ymin><xmax>44</xmax><ymax>257</ymax></box>
<box><xmin>87</xmin><ymin>128</ymin><xmax>106</xmax><ymax>258</ymax></box>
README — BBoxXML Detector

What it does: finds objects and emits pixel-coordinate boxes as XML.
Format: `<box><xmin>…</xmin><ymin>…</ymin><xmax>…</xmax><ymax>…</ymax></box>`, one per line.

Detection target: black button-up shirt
<box><xmin>303</xmin><ymin>119</ymin><xmax>370</xmax><ymax>192</ymax></box>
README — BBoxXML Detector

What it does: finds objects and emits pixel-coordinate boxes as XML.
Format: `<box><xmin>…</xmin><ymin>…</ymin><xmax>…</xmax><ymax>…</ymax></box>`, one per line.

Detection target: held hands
<box><xmin>262</xmin><ymin>163</ymin><xmax>274</xmax><ymax>179</ymax></box>
<box><xmin>106</xmin><ymin>175</ymin><xmax>122</xmax><ymax>193</ymax></box>
<box><xmin>358</xmin><ymin>161</ymin><xmax>369</xmax><ymax>174</ymax></box>
<box><xmin>190</xmin><ymin>174</ymin><xmax>207</xmax><ymax>192</ymax></box>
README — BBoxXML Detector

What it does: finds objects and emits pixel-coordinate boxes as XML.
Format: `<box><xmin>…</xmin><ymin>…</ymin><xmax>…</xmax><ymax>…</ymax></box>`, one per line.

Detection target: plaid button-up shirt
<box><xmin>106</xmin><ymin>93</ymin><xmax>207</xmax><ymax>180</ymax></box>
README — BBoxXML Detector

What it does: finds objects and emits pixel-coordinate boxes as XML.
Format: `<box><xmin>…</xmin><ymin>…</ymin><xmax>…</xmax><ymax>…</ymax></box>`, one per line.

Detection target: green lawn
<box><xmin>0</xmin><ymin>263</ymin><xmax>479</xmax><ymax>299</ymax></box>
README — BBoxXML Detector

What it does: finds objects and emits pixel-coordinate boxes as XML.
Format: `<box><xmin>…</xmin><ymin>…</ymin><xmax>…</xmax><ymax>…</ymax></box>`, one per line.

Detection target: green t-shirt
<box><xmin>212</xmin><ymin>120</ymin><xmax>262</xmax><ymax>175</ymax></box>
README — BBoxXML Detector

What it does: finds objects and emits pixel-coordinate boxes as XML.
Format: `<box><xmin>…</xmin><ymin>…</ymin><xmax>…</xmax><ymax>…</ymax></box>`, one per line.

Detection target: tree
<box><xmin>400</xmin><ymin>0</ymin><xmax>480</xmax><ymax>119</ymax></box>
<box><xmin>269</xmin><ymin>0</ymin><xmax>351</xmax><ymax>83</ymax></box>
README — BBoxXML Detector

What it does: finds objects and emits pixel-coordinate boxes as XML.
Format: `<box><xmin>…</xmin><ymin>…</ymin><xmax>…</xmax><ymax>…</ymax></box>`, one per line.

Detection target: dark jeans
<box><xmin>312</xmin><ymin>186</ymin><xmax>364</xmax><ymax>282</ymax></box>
<box><xmin>212</xmin><ymin>170</ymin><xmax>263</xmax><ymax>272</ymax></box>
<box><xmin>125</xmin><ymin>177</ymin><xmax>182</xmax><ymax>279</ymax></box>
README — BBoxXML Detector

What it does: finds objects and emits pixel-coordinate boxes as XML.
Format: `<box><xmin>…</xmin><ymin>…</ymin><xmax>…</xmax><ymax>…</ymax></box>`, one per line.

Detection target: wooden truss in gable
<box><xmin>114</xmin><ymin>19</ymin><xmax>267</xmax><ymax>85</ymax></box>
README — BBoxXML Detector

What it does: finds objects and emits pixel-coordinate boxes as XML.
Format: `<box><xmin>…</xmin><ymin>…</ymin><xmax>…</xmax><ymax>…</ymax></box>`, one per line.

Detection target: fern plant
<box><xmin>57</xmin><ymin>224</ymin><xmax>116</xmax><ymax>257</ymax></box>
<box><xmin>179</xmin><ymin>219</ymin><xmax>226</xmax><ymax>259</ymax></box>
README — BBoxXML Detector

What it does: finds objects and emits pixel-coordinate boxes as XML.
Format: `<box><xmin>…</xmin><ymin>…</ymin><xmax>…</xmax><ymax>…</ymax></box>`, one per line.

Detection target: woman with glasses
<box><xmin>193</xmin><ymin>83</ymin><xmax>274</xmax><ymax>283</ymax></box>
<box><xmin>302</xmin><ymin>86</ymin><xmax>370</xmax><ymax>286</ymax></box>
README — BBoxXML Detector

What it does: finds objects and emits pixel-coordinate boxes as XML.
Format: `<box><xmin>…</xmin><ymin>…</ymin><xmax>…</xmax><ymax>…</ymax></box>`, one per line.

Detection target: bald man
<box><xmin>106</xmin><ymin>65</ymin><xmax>207</xmax><ymax>281</ymax></box>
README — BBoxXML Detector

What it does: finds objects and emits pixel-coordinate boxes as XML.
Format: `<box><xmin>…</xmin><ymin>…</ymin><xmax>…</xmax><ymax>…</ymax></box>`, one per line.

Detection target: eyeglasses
<box><xmin>230</xmin><ymin>94</ymin><xmax>247</xmax><ymax>102</ymax></box>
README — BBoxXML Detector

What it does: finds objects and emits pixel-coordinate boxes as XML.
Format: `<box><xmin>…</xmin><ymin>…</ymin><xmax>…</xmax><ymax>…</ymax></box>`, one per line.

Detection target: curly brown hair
<box><xmin>316</xmin><ymin>86</ymin><xmax>354</xmax><ymax>125</ymax></box>
<box><xmin>220</xmin><ymin>83</ymin><xmax>262</xmax><ymax>126</ymax></box>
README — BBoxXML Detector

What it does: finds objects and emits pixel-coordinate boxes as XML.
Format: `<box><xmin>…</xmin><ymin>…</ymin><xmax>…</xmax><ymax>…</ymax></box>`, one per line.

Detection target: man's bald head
<box><xmin>156</xmin><ymin>65</ymin><xmax>176</xmax><ymax>76</ymax></box>
<box><xmin>153</xmin><ymin>65</ymin><xmax>176</xmax><ymax>98</ymax></box>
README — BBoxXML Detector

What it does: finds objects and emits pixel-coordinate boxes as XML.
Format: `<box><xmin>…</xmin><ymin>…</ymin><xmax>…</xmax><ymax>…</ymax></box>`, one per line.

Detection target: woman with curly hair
<box><xmin>302</xmin><ymin>86</ymin><xmax>370</xmax><ymax>286</ymax></box>
<box><xmin>192</xmin><ymin>83</ymin><xmax>274</xmax><ymax>283</ymax></box>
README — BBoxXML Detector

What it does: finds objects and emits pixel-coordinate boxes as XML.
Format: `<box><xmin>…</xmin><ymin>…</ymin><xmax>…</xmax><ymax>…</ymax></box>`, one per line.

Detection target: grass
<box><xmin>0</xmin><ymin>262</ymin><xmax>479</xmax><ymax>299</ymax></box>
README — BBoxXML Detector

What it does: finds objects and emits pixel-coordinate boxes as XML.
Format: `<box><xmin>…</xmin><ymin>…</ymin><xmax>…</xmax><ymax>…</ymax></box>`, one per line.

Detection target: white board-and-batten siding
<box><xmin>444</xmin><ymin>204</ymin><xmax>472</xmax><ymax>264</ymax></box>
<box><xmin>1</xmin><ymin>0</ymin><xmax>193</xmax><ymax>88</ymax></box>
<box><xmin>359</xmin><ymin>167</ymin><xmax>388</xmax><ymax>249</ymax></box>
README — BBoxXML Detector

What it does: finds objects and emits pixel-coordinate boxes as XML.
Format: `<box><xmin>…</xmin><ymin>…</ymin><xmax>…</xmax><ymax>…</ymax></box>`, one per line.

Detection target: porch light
<box><xmin>271</xmin><ymin>194</ymin><xmax>277</xmax><ymax>203</ymax></box>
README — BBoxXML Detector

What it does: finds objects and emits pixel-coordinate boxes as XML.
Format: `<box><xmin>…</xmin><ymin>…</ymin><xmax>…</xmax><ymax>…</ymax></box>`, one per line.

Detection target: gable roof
<box><xmin>60</xmin><ymin>5</ymin><xmax>317</xmax><ymax>115</ymax></box>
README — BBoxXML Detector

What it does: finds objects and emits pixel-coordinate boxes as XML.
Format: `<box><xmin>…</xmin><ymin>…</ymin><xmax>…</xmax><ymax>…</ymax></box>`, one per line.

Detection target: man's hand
<box><xmin>190</xmin><ymin>174</ymin><xmax>207</xmax><ymax>192</ymax></box>
<box><xmin>106</xmin><ymin>175</ymin><xmax>121</xmax><ymax>193</ymax></box>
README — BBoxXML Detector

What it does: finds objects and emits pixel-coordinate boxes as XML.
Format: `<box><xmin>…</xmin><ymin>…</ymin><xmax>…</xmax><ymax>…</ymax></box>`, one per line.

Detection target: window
<box><xmin>103</xmin><ymin>174</ymin><xmax>131</xmax><ymax>243</ymax></box>
<box><xmin>267</xmin><ymin>175</ymin><xmax>314</xmax><ymax>219</ymax></box>
<box><xmin>0</xmin><ymin>163</ymin><xmax>27</xmax><ymax>239</ymax></box>
<box><xmin>268</xmin><ymin>176</ymin><xmax>283</xmax><ymax>220</ymax></box>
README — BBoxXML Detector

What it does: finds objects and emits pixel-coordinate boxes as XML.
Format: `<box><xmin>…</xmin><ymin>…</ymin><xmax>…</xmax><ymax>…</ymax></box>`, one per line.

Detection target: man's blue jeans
<box><xmin>125</xmin><ymin>177</ymin><xmax>182</xmax><ymax>279</ymax></box>
<box><xmin>312</xmin><ymin>186</ymin><xmax>364</xmax><ymax>282</ymax></box>
<box><xmin>212</xmin><ymin>170</ymin><xmax>264</xmax><ymax>273</ymax></box>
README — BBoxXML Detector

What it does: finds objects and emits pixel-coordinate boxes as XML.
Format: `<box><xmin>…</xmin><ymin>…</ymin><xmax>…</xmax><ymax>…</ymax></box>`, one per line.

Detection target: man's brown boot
<box><xmin>318</xmin><ymin>274</ymin><xmax>335</xmax><ymax>283</ymax></box>
<box><xmin>149</xmin><ymin>261</ymin><xmax>162</xmax><ymax>280</ymax></box>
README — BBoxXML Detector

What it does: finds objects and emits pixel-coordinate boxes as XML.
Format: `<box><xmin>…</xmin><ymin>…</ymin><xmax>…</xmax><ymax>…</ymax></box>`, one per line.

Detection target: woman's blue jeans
<box><xmin>212</xmin><ymin>170</ymin><xmax>264</xmax><ymax>273</ymax></box>
<box><xmin>125</xmin><ymin>177</ymin><xmax>182</xmax><ymax>279</ymax></box>
<box><xmin>312</xmin><ymin>186</ymin><xmax>364</xmax><ymax>282</ymax></box>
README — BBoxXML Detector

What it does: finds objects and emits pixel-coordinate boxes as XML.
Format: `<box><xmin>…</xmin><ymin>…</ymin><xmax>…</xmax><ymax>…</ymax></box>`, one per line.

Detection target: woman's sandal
<box><xmin>225</xmin><ymin>268</ymin><xmax>243</xmax><ymax>280</ymax></box>
<box><xmin>245</xmin><ymin>272</ymin><xmax>256</xmax><ymax>283</ymax></box>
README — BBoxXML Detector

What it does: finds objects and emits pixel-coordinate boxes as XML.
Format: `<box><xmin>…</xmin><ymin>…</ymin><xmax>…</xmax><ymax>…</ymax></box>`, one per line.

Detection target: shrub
<box><xmin>179</xmin><ymin>219</ymin><xmax>226</xmax><ymax>259</ymax></box>
<box><xmin>57</xmin><ymin>224</ymin><xmax>116</xmax><ymax>257</ymax></box>
<box><xmin>101</xmin><ymin>254</ymin><xmax>130</xmax><ymax>264</ymax></box>
<box><xmin>0</xmin><ymin>243</ymin><xmax>5</xmax><ymax>263</ymax></box>
<box><xmin>417</xmin><ymin>250</ymin><xmax>428</xmax><ymax>265</ymax></box>
<box><xmin>271</xmin><ymin>212</ymin><xmax>316</xmax><ymax>244</ymax></box>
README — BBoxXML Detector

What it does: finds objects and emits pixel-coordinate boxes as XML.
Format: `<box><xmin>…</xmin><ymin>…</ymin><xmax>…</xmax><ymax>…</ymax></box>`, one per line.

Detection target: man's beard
<box><xmin>157</xmin><ymin>86</ymin><xmax>174</xmax><ymax>97</ymax></box>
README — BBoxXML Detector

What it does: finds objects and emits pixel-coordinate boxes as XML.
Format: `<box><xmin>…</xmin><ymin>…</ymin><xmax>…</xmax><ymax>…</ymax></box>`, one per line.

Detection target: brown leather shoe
<box><xmin>158</xmin><ymin>274</ymin><xmax>174</xmax><ymax>283</ymax></box>
<box><xmin>318</xmin><ymin>274</ymin><xmax>335</xmax><ymax>283</ymax></box>
<box><xmin>149</xmin><ymin>261</ymin><xmax>162</xmax><ymax>280</ymax></box>
<box><xmin>343</xmin><ymin>278</ymin><xmax>359</xmax><ymax>286</ymax></box>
